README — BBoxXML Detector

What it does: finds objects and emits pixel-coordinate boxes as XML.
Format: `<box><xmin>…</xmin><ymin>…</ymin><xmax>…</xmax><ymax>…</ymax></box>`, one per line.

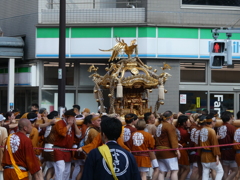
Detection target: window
<box><xmin>211</xmin><ymin>63</ymin><xmax>240</xmax><ymax>83</ymax></box>
<box><xmin>41</xmin><ymin>90</ymin><xmax>75</xmax><ymax>112</ymax></box>
<box><xmin>0</xmin><ymin>88</ymin><xmax>38</xmax><ymax>113</ymax></box>
<box><xmin>44</xmin><ymin>62</ymin><xmax>74</xmax><ymax>85</ymax></box>
<box><xmin>180</xmin><ymin>62</ymin><xmax>206</xmax><ymax>82</ymax></box>
<box><xmin>0</xmin><ymin>89</ymin><xmax>7</xmax><ymax>113</ymax></box>
<box><xmin>78</xmin><ymin>90</ymin><xmax>98</xmax><ymax>113</ymax></box>
<box><xmin>179</xmin><ymin>91</ymin><xmax>207</xmax><ymax>114</ymax></box>
<box><xmin>15</xmin><ymin>88</ymin><xmax>38</xmax><ymax>113</ymax></box>
<box><xmin>79</xmin><ymin>63</ymin><xmax>107</xmax><ymax>86</ymax></box>
<box><xmin>182</xmin><ymin>0</ymin><xmax>240</xmax><ymax>6</ymax></box>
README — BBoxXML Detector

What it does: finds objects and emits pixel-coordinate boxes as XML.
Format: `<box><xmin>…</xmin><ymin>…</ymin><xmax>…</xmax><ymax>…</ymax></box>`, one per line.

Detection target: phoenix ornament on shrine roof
<box><xmin>99</xmin><ymin>37</ymin><xmax>138</xmax><ymax>62</ymax></box>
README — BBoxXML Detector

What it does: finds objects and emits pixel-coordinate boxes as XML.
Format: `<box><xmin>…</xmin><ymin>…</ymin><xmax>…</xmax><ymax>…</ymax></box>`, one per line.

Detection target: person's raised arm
<box><xmin>73</xmin><ymin>118</ymin><xmax>81</xmax><ymax>137</ymax></box>
<box><xmin>38</xmin><ymin>119</ymin><xmax>56</xmax><ymax>128</ymax></box>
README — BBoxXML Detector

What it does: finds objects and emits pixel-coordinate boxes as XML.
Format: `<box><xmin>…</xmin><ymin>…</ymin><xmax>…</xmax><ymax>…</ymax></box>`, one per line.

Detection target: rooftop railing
<box><xmin>38</xmin><ymin>0</ymin><xmax>146</xmax><ymax>24</ymax></box>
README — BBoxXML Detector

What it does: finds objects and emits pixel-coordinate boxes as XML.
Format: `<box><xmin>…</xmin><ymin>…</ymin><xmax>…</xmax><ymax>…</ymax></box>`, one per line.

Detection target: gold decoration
<box><xmin>159</xmin><ymin>73</ymin><xmax>164</xmax><ymax>78</ymax></box>
<box><xmin>88</xmin><ymin>64</ymin><xmax>99</xmax><ymax>72</ymax></box>
<box><xmin>99</xmin><ymin>38</ymin><xmax>138</xmax><ymax>62</ymax></box>
<box><xmin>131</xmin><ymin>68</ymin><xmax>139</xmax><ymax>75</ymax></box>
<box><xmin>133</xmin><ymin>83</ymin><xmax>142</xmax><ymax>88</ymax></box>
<box><xmin>126</xmin><ymin>62</ymin><xmax>137</xmax><ymax>67</ymax></box>
<box><xmin>164</xmin><ymin>89</ymin><xmax>168</xmax><ymax>93</ymax></box>
<box><xmin>89</xmin><ymin>38</ymin><xmax>172</xmax><ymax>118</ymax></box>
<box><xmin>161</xmin><ymin>62</ymin><xmax>172</xmax><ymax>70</ymax></box>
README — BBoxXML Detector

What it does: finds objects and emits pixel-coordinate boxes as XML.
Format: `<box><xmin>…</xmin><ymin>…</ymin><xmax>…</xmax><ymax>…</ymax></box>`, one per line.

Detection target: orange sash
<box><xmin>7</xmin><ymin>134</ymin><xmax>28</xmax><ymax>179</ymax></box>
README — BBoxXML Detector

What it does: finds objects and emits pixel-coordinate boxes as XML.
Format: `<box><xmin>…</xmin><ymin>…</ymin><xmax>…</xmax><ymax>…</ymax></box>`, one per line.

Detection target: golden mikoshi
<box><xmin>89</xmin><ymin>38</ymin><xmax>172</xmax><ymax>118</ymax></box>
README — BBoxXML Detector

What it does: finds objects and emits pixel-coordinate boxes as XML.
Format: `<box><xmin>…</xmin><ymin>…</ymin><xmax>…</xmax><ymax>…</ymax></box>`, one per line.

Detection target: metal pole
<box><xmin>7</xmin><ymin>58</ymin><xmax>15</xmax><ymax>111</ymax></box>
<box><xmin>58</xmin><ymin>0</ymin><xmax>66</xmax><ymax>108</ymax></box>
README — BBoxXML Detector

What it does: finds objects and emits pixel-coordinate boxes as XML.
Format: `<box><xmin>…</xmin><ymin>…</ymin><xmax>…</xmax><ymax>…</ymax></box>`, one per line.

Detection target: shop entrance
<box><xmin>179</xmin><ymin>91</ymin><xmax>240</xmax><ymax>117</ymax></box>
<box><xmin>210</xmin><ymin>93</ymin><xmax>234</xmax><ymax>117</ymax></box>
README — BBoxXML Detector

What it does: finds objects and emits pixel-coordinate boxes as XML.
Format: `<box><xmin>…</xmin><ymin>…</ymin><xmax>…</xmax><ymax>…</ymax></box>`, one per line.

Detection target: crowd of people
<box><xmin>0</xmin><ymin>104</ymin><xmax>240</xmax><ymax>180</ymax></box>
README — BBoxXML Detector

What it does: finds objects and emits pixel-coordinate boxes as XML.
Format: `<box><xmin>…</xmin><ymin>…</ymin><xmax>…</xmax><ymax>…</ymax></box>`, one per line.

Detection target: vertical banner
<box><xmin>180</xmin><ymin>94</ymin><xmax>187</xmax><ymax>104</ymax></box>
<box><xmin>196</xmin><ymin>97</ymin><xmax>200</xmax><ymax>108</ymax></box>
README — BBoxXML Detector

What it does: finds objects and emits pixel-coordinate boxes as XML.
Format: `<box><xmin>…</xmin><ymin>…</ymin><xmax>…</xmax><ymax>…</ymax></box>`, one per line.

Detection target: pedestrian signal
<box><xmin>212</xmin><ymin>42</ymin><xmax>225</xmax><ymax>53</ymax></box>
<box><xmin>211</xmin><ymin>56</ymin><xmax>225</xmax><ymax>68</ymax></box>
<box><xmin>209</xmin><ymin>40</ymin><xmax>232</xmax><ymax>69</ymax></box>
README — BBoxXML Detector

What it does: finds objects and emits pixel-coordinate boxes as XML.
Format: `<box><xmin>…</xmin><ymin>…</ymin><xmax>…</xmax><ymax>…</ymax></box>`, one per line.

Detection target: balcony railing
<box><xmin>38</xmin><ymin>0</ymin><xmax>146</xmax><ymax>24</ymax></box>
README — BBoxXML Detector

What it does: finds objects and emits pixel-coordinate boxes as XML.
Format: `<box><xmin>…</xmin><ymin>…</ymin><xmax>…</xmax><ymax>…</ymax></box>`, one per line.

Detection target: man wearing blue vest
<box><xmin>82</xmin><ymin>116</ymin><xmax>141</xmax><ymax>180</ymax></box>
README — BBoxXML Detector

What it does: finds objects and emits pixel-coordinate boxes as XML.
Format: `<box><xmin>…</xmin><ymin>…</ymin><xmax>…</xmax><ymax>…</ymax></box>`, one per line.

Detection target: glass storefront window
<box><xmin>44</xmin><ymin>62</ymin><xmax>74</xmax><ymax>85</ymax></box>
<box><xmin>14</xmin><ymin>88</ymin><xmax>38</xmax><ymax>113</ymax></box>
<box><xmin>78</xmin><ymin>90</ymin><xmax>98</xmax><ymax>113</ymax></box>
<box><xmin>238</xmin><ymin>94</ymin><xmax>240</xmax><ymax>117</ymax></box>
<box><xmin>0</xmin><ymin>89</ymin><xmax>7</xmax><ymax>113</ymax></box>
<box><xmin>41</xmin><ymin>90</ymin><xmax>75</xmax><ymax>113</ymax></box>
<box><xmin>211</xmin><ymin>63</ymin><xmax>240</xmax><ymax>83</ymax></box>
<box><xmin>79</xmin><ymin>63</ymin><xmax>108</xmax><ymax>86</ymax></box>
<box><xmin>182</xmin><ymin>0</ymin><xmax>240</xmax><ymax>6</ymax></box>
<box><xmin>0</xmin><ymin>88</ymin><xmax>38</xmax><ymax>114</ymax></box>
<box><xmin>210</xmin><ymin>93</ymin><xmax>234</xmax><ymax>116</ymax></box>
<box><xmin>180</xmin><ymin>62</ymin><xmax>206</xmax><ymax>82</ymax></box>
<box><xmin>179</xmin><ymin>91</ymin><xmax>207</xmax><ymax>114</ymax></box>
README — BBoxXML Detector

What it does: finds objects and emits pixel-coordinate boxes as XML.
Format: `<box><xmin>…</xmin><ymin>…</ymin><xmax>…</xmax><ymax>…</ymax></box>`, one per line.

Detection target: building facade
<box><xmin>0</xmin><ymin>0</ymin><xmax>240</xmax><ymax>115</ymax></box>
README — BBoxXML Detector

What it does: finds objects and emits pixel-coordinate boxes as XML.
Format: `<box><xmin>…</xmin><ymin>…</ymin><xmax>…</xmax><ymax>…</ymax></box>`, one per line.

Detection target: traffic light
<box><xmin>209</xmin><ymin>40</ymin><xmax>232</xmax><ymax>69</ymax></box>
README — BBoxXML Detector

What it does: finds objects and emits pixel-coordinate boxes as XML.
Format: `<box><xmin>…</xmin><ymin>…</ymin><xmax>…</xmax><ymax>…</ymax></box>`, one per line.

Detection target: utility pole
<box><xmin>58</xmin><ymin>0</ymin><xmax>66</xmax><ymax>114</ymax></box>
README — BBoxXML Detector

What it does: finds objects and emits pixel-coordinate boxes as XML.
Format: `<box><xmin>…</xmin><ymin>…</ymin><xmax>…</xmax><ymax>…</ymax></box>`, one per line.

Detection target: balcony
<box><xmin>38</xmin><ymin>0</ymin><xmax>146</xmax><ymax>24</ymax></box>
